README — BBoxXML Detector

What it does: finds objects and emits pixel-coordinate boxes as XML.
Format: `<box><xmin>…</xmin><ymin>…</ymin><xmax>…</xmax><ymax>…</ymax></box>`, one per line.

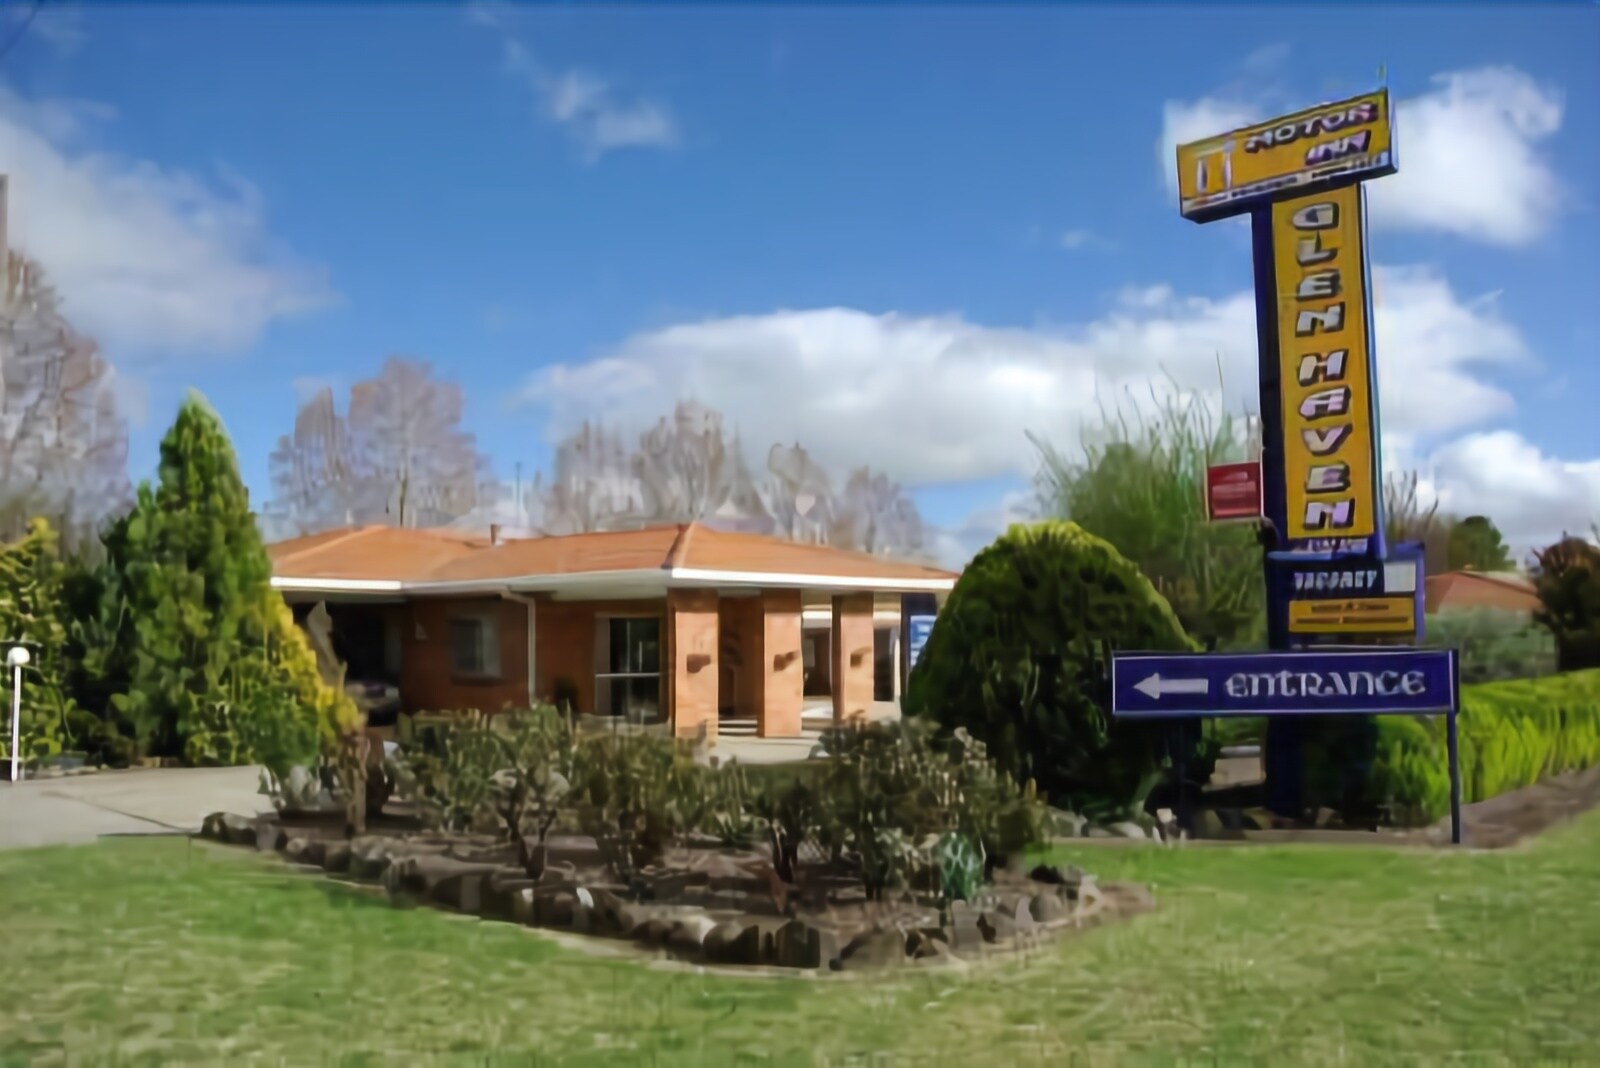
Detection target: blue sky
<box><xmin>2</xmin><ymin>1</ymin><xmax>1597</xmax><ymax>561</ymax></box>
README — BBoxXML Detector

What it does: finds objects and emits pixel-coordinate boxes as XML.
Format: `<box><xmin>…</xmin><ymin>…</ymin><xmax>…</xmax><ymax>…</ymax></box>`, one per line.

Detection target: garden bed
<box><xmin>197</xmin><ymin>808</ymin><xmax>1154</xmax><ymax>973</ymax></box>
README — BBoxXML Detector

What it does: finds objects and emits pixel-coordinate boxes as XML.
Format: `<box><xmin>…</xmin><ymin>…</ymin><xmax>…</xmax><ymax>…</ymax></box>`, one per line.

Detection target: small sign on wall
<box><xmin>907</xmin><ymin>616</ymin><xmax>936</xmax><ymax>671</ymax></box>
<box><xmin>1204</xmin><ymin>461</ymin><xmax>1263</xmax><ymax>523</ymax></box>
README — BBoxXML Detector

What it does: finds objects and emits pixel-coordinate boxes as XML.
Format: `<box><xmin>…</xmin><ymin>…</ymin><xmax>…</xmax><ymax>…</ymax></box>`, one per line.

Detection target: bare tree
<box><xmin>266</xmin><ymin>357</ymin><xmax>495</xmax><ymax>535</ymax></box>
<box><xmin>525</xmin><ymin>400</ymin><xmax>927</xmax><ymax>557</ymax></box>
<box><xmin>829</xmin><ymin>466</ymin><xmax>925</xmax><ymax>556</ymax></box>
<box><xmin>633</xmin><ymin>401</ymin><xmax>763</xmax><ymax>524</ymax></box>
<box><xmin>539</xmin><ymin>421</ymin><xmax>646</xmax><ymax>534</ymax></box>
<box><xmin>761</xmin><ymin>441</ymin><xmax>835</xmax><ymax>544</ymax></box>
<box><xmin>1384</xmin><ymin>469</ymin><xmax>1454</xmax><ymax>576</ymax></box>
<box><xmin>0</xmin><ymin>252</ymin><xmax>130</xmax><ymax>544</ymax></box>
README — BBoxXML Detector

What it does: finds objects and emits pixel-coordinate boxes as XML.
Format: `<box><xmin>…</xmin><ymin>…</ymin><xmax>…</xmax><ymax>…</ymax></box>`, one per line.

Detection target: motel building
<box><xmin>267</xmin><ymin>523</ymin><xmax>957</xmax><ymax>742</ymax></box>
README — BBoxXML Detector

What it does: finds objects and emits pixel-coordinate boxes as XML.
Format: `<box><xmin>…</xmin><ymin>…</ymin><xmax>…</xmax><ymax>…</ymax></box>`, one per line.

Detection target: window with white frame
<box><xmin>594</xmin><ymin>615</ymin><xmax>662</xmax><ymax>723</ymax></box>
<box><xmin>449</xmin><ymin>610</ymin><xmax>501</xmax><ymax>678</ymax></box>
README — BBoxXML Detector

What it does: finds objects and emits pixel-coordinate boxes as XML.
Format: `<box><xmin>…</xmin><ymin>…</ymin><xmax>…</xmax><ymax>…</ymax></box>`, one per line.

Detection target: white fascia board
<box><xmin>667</xmin><ymin>567</ymin><xmax>956</xmax><ymax>593</ymax></box>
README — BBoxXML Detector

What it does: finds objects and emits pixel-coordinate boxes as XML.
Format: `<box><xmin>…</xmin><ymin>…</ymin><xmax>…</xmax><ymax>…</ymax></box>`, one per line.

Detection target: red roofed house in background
<box><xmin>268</xmin><ymin>524</ymin><xmax>957</xmax><ymax>743</ymax></box>
<box><xmin>1424</xmin><ymin>568</ymin><xmax>1542</xmax><ymax>616</ymax></box>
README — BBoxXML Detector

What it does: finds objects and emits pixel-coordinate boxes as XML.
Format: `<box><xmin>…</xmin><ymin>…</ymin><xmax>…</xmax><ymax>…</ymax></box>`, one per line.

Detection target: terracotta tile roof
<box><xmin>1425</xmin><ymin>570</ymin><xmax>1541</xmax><ymax>615</ymax></box>
<box><xmin>268</xmin><ymin>526</ymin><xmax>490</xmax><ymax>583</ymax></box>
<box><xmin>269</xmin><ymin>523</ymin><xmax>958</xmax><ymax>587</ymax></box>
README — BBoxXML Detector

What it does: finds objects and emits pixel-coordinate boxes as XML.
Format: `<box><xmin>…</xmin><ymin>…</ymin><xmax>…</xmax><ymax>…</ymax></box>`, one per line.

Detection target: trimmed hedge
<box><xmin>904</xmin><ymin>520</ymin><xmax>1212</xmax><ymax>817</ymax></box>
<box><xmin>1361</xmin><ymin>670</ymin><xmax>1600</xmax><ymax>825</ymax></box>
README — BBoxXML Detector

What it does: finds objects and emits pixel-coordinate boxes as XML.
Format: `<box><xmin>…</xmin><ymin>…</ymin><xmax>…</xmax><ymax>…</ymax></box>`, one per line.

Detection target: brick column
<box><xmin>667</xmin><ymin>589</ymin><xmax>719</xmax><ymax>743</ymax></box>
<box><xmin>756</xmin><ymin>589</ymin><xmax>804</xmax><ymax>738</ymax></box>
<box><xmin>831</xmin><ymin>592</ymin><xmax>875</xmax><ymax>725</ymax></box>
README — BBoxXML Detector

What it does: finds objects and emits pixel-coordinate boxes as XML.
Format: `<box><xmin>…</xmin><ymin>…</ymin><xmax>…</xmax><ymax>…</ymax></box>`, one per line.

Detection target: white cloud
<box><xmin>469</xmin><ymin>2</ymin><xmax>678</xmax><ymax>160</ymax></box>
<box><xmin>927</xmin><ymin>490</ymin><xmax>1035</xmax><ymax>570</ymax></box>
<box><xmin>1417</xmin><ymin>432</ymin><xmax>1600</xmax><ymax>555</ymax></box>
<box><xmin>0</xmin><ymin>87</ymin><xmax>332</xmax><ymax>359</ymax></box>
<box><xmin>1158</xmin><ymin>65</ymin><xmax>1567</xmax><ymax>246</ymax></box>
<box><xmin>520</xmin><ymin>261</ymin><xmax>1536</xmax><ymax>525</ymax></box>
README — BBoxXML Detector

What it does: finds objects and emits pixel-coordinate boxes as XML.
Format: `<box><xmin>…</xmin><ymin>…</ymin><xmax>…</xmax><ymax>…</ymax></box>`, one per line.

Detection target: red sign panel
<box><xmin>1205</xmin><ymin>461</ymin><xmax>1263</xmax><ymax>523</ymax></box>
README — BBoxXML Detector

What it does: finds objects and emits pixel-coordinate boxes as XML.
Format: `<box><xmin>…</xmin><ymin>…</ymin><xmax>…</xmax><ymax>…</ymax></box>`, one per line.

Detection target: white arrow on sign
<box><xmin>1132</xmin><ymin>673</ymin><xmax>1210</xmax><ymax>700</ymax></box>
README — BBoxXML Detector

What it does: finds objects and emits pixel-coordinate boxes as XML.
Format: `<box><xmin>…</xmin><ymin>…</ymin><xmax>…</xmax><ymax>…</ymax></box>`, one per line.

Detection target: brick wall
<box><xmin>400</xmin><ymin>596</ymin><xmax>528</xmax><ymax>714</ymax></box>
<box><xmin>831</xmin><ymin>592</ymin><xmax>875</xmax><ymax>724</ymax></box>
<box><xmin>533</xmin><ymin>598</ymin><xmax>667</xmax><ymax>717</ymax></box>
<box><xmin>667</xmin><ymin>588</ymin><xmax>720</xmax><ymax>741</ymax></box>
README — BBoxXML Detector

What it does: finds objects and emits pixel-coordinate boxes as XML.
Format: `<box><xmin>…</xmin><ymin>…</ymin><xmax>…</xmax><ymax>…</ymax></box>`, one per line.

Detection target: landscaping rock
<box><xmin>283</xmin><ymin>837</ymin><xmax>326</xmax><ymax>867</ymax></box>
<box><xmin>321</xmin><ymin>841</ymin><xmax>352</xmax><ymax>874</ymax></box>
<box><xmin>703</xmin><ymin>921</ymin><xmax>764</xmax><ymax>966</ymax></box>
<box><xmin>665</xmin><ymin>915</ymin><xmax>718</xmax><ymax>959</ymax></box>
<box><xmin>904</xmin><ymin>927</ymin><xmax>949</xmax><ymax>961</ymax></box>
<box><xmin>216</xmin><ymin>813</ymin><xmax>258</xmax><ymax>847</ymax></box>
<box><xmin>838</xmin><ymin>925</ymin><xmax>906</xmax><ymax>970</ymax></box>
<box><xmin>773</xmin><ymin>919</ymin><xmax>839</xmax><ymax>970</ymax></box>
<box><xmin>636</xmin><ymin>918</ymin><xmax>676</xmax><ymax>946</ymax></box>
<box><xmin>1109</xmin><ymin>821</ymin><xmax>1147</xmax><ymax>840</ymax></box>
<box><xmin>534</xmin><ymin>889</ymin><xmax>577</xmax><ymax>929</ymax></box>
<box><xmin>1029</xmin><ymin>863</ymin><xmax>1086</xmax><ymax>889</ymax></box>
<box><xmin>1196</xmin><ymin>809</ymin><xmax>1227</xmax><ymax>837</ymax></box>
<box><xmin>1043</xmin><ymin>808</ymin><xmax>1087</xmax><ymax>839</ymax></box>
<box><xmin>254</xmin><ymin>818</ymin><xmax>287</xmax><ymax>853</ymax></box>
<box><xmin>482</xmin><ymin>872</ymin><xmax>536</xmax><ymax>920</ymax></box>
<box><xmin>1029</xmin><ymin>892</ymin><xmax>1069</xmax><ymax>924</ymax></box>
<box><xmin>943</xmin><ymin>902</ymin><xmax>991</xmax><ymax>953</ymax></box>
<box><xmin>348</xmin><ymin>838</ymin><xmax>397</xmax><ymax>880</ymax></box>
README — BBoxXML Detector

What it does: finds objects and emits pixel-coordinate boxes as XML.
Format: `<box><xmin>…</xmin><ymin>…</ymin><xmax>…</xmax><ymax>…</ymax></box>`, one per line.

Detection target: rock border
<box><xmin>197</xmin><ymin>812</ymin><xmax>1155</xmax><ymax>974</ymax></box>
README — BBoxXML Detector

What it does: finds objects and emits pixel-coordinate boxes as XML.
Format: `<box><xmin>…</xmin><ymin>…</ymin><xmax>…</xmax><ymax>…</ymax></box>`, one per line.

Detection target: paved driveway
<box><xmin>0</xmin><ymin>766</ymin><xmax>270</xmax><ymax>850</ymax></box>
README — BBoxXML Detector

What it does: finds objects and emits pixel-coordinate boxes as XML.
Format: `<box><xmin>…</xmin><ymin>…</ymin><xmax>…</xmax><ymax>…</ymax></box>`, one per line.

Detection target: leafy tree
<box><xmin>1531</xmin><ymin>535</ymin><xmax>1600</xmax><ymax>671</ymax></box>
<box><xmin>0</xmin><ymin>519</ymin><xmax>85</xmax><ymax>764</ymax></box>
<box><xmin>1446</xmin><ymin>515</ymin><xmax>1513</xmax><ymax>573</ymax></box>
<box><xmin>107</xmin><ymin>394</ymin><xmax>356</xmax><ymax>768</ymax></box>
<box><xmin>1031</xmin><ymin>386</ymin><xmax>1262</xmax><ymax>650</ymax></box>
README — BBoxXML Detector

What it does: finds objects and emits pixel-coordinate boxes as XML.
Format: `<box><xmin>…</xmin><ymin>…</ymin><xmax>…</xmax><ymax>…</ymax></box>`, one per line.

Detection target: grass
<box><xmin>3</xmin><ymin>817</ymin><xmax>1599</xmax><ymax>1067</ymax></box>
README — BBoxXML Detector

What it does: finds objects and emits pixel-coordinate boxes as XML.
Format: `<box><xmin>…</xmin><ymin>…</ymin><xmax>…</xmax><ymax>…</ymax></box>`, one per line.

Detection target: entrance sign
<box><xmin>1271</xmin><ymin>183</ymin><xmax>1381</xmax><ymax>541</ymax></box>
<box><xmin>1175</xmin><ymin>89</ymin><xmax>1396</xmax><ymax>223</ymax></box>
<box><xmin>1204</xmin><ymin>461</ymin><xmax>1263</xmax><ymax>523</ymax></box>
<box><xmin>1111</xmin><ymin>648</ymin><xmax>1457</xmax><ymax>719</ymax></box>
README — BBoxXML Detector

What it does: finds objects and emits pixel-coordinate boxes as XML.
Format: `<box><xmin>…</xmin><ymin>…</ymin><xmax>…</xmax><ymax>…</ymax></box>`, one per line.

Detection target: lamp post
<box><xmin>6</xmin><ymin>644</ymin><xmax>28</xmax><ymax>784</ymax></box>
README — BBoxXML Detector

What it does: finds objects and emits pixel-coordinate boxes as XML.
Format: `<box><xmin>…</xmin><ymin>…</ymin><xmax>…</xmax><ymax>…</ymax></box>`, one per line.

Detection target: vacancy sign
<box><xmin>1205</xmin><ymin>461</ymin><xmax>1263</xmax><ymax>523</ymax></box>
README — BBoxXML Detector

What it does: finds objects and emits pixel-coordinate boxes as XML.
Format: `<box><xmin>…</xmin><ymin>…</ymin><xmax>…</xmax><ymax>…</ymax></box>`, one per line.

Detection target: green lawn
<box><xmin>3</xmin><ymin>815</ymin><xmax>1599</xmax><ymax>1067</ymax></box>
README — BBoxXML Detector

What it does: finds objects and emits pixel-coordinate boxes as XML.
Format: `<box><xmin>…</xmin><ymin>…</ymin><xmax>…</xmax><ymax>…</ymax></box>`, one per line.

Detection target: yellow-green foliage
<box><xmin>1367</xmin><ymin>670</ymin><xmax>1600</xmax><ymax>824</ymax></box>
<box><xmin>266</xmin><ymin>596</ymin><xmax>362</xmax><ymax>748</ymax></box>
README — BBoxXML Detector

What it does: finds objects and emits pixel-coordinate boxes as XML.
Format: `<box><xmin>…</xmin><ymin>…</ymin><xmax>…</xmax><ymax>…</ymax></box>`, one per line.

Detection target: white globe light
<box><xmin>5</xmin><ymin>646</ymin><xmax>30</xmax><ymax>668</ymax></box>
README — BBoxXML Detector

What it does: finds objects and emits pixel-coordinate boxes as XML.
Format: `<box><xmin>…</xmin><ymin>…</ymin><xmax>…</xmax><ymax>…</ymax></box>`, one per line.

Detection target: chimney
<box><xmin>490</xmin><ymin>523</ymin><xmax>502</xmax><ymax>546</ymax></box>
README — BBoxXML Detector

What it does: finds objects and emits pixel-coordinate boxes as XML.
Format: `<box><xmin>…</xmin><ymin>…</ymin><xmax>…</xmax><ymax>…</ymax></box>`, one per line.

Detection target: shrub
<box><xmin>1343</xmin><ymin>670</ymin><xmax>1600</xmax><ymax>825</ymax></box>
<box><xmin>0</xmin><ymin>519</ymin><xmax>81</xmax><ymax>766</ymax></box>
<box><xmin>1031</xmin><ymin>384</ymin><xmax>1264</xmax><ymax>650</ymax></box>
<box><xmin>1532</xmin><ymin>537</ymin><xmax>1600</xmax><ymax>672</ymax></box>
<box><xmin>572</xmin><ymin>728</ymin><xmax>702</xmax><ymax>879</ymax></box>
<box><xmin>399</xmin><ymin>712</ymin><xmax>504</xmax><ymax>834</ymax></box>
<box><xmin>904</xmin><ymin>519</ymin><xmax>1208</xmax><ymax>815</ymax></box>
<box><xmin>1425</xmin><ymin>608</ymin><xmax>1557</xmax><ymax>684</ymax></box>
<box><xmin>809</xmin><ymin>718</ymin><xmax>1046</xmax><ymax>901</ymax></box>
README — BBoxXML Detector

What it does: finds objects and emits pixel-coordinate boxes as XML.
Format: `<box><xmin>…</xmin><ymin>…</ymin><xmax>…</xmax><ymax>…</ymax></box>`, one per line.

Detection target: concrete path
<box><xmin>0</xmin><ymin>766</ymin><xmax>269</xmax><ymax>851</ymax></box>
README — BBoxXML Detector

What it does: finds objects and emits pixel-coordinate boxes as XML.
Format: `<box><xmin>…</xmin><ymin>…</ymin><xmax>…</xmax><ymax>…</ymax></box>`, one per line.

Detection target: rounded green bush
<box><xmin>904</xmin><ymin>520</ymin><xmax>1203</xmax><ymax>813</ymax></box>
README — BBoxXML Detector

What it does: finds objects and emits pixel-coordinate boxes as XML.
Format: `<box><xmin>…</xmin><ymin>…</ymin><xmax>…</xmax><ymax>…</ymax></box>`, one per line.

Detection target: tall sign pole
<box><xmin>1175</xmin><ymin>89</ymin><xmax>1402</xmax><ymax>819</ymax></box>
